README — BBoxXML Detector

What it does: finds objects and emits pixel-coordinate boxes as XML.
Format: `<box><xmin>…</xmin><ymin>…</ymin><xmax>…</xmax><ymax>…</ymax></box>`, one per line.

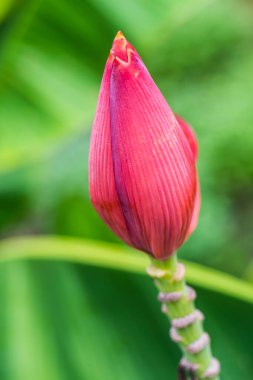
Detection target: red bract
<box><xmin>175</xmin><ymin>115</ymin><xmax>200</xmax><ymax>239</ymax></box>
<box><xmin>89</xmin><ymin>32</ymin><xmax>199</xmax><ymax>259</ymax></box>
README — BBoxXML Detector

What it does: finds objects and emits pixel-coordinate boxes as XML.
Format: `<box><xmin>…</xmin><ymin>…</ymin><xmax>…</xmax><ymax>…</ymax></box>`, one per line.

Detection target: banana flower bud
<box><xmin>89</xmin><ymin>32</ymin><xmax>200</xmax><ymax>259</ymax></box>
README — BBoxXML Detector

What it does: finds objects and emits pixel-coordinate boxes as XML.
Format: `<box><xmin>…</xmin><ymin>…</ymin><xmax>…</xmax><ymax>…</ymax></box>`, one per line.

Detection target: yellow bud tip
<box><xmin>114</xmin><ymin>31</ymin><xmax>125</xmax><ymax>41</ymax></box>
<box><xmin>111</xmin><ymin>31</ymin><xmax>129</xmax><ymax>63</ymax></box>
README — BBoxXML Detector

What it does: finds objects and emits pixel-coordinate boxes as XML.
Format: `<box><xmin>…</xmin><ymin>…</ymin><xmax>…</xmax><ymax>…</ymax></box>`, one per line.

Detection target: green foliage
<box><xmin>0</xmin><ymin>238</ymin><xmax>253</xmax><ymax>379</ymax></box>
<box><xmin>1</xmin><ymin>236</ymin><xmax>253</xmax><ymax>304</ymax></box>
<box><xmin>1</xmin><ymin>0</ymin><xmax>253</xmax><ymax>378</ymax></box>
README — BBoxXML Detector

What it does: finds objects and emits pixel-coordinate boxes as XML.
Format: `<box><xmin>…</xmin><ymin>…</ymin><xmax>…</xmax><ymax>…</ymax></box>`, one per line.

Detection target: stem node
<box><xmin>149</xmin><ymin>254</ymin><xmax>220</xmax><ymax>380</ymax></box>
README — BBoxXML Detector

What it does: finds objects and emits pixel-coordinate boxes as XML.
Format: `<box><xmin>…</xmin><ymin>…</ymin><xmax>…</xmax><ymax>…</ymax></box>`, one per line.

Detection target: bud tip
<box><xmin>114</xmin><ymin>31</ymin><xmax>125</xmax><ymax>41</ymax></box>
<box><xmin>111</xmin><ymin>31</ymin><xmax>129</xmax><ymax>63</ymax></box>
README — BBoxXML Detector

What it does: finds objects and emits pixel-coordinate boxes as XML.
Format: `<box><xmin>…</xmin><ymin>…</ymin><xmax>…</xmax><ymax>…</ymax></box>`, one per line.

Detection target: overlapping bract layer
<box><xmin>89</xmin><ymin>32</ymin><xmax>199</xmax><ymax>259</ymax></box>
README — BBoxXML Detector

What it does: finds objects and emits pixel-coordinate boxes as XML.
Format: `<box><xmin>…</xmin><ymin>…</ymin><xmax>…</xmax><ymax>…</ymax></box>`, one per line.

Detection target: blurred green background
<box><xmin>1</xmin><ymin>0</ymin><xmax>253</xmax><ymax>379</ymax></box>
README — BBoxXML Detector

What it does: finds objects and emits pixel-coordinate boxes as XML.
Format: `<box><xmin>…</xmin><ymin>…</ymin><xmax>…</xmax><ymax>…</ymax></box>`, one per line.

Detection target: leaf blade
<box><xmin>0</xmin><ymin>235</ymin><xmax>253</xmax><ymax>304</ymax></box>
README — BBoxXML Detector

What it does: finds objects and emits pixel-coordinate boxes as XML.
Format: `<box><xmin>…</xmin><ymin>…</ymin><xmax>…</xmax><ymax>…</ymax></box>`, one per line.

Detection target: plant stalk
<box><xmin>147</xmin><ymin>254</ymin><xmax>220</xmax><ymax>380</ymax></box>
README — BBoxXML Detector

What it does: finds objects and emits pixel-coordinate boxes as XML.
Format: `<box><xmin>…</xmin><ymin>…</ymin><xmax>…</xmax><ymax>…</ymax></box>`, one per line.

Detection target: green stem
<box><xmin>148</xmin><ymin>253</ymin><xmax>220</xmax><ymax>380</ymax></box>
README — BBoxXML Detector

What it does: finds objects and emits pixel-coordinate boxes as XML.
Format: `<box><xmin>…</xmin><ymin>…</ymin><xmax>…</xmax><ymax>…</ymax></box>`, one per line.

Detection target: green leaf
<box><xmin>1</xmin><ymin>261</ymin><xmax>66</xmax><ymax>380</ymax></box>
<box><xmin>0</xmin><ymin>235</ymin><xmax>253</xmax><ymax>304</ymax></box>
<box><xmin>243</xmin><ymin>260</ymin><xmax>253</xmax><ymax>283</ymax></box>
<box><xmin>0</xmin><ymin>259</ymin><xmax>252</xmax><ymax>380</ymax></box>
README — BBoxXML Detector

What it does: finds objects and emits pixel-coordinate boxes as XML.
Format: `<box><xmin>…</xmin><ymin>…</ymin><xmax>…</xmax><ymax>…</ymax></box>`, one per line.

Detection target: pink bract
<box><xmin>89</xmin><ymin>32</ymin><xmax>199</xmax><ymax>259</ymax></box>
